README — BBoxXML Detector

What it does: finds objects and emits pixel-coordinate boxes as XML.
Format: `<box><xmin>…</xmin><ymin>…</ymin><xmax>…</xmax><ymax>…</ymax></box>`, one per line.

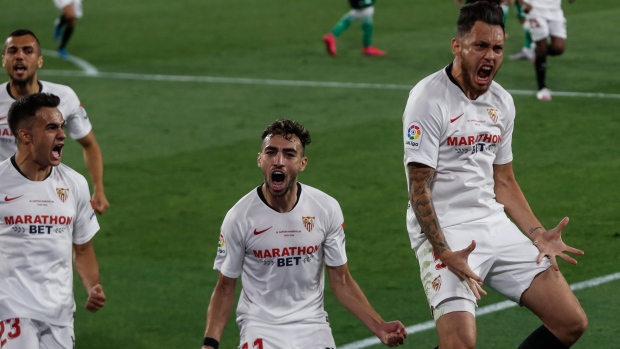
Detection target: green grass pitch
<box><xmin>2</xmin><ymin>0</ymin><xmax>619</xmax><ymax>348</ymax></box>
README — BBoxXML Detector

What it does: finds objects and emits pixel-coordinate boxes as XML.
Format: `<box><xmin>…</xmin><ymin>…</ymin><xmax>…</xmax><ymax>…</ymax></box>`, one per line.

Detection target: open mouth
<box><xmin>477</xmin><ymin>65</ymin><xmax>493</xmax><ymax>82</ymax></box>
<box><xmin>271</xmin><ymin>171</ymin><xmax>285</xmax><ymax>184</ymax></box>
<box><xmin>52</xmin><ymin>144</ymin><xmax>63</xmax><ymax>161</ymax></box>
<box><xmin>14</xmin><ymin>64</ymin><xmax>26</xmax><ymax>74</ymax></box>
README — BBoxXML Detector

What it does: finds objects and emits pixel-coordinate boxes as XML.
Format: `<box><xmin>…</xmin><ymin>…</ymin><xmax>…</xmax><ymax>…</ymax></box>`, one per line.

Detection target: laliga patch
<box><xmin>405</xmin><ymin>122</ymin><xmax>423</xmax><ymax>150</ymax></box>
<box><xmin>217</xmin><ymin>233</ymin><xmax>226</xmax><ymax>255</ymax></box>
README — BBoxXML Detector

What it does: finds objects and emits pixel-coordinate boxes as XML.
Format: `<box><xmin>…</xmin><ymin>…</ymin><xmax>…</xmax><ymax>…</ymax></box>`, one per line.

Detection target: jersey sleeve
<box><xmin>403</xmin><ymin>87</ymin><xmax>445</xmax><ymax>169</ymax></box>
<box><xmin>72</xmin><ymin>174</ymin><xmax>100</xmax><ymax>244</ymax></box>
<box><xmin>322</xmin><ymin>199</ymin><xmax>347</xmax><ymax>267</ymax></box>
<box><xmin>62</xmin><ymin>89</ymin><xmax>93</xmax><ymax>141</ymax></box>
<box><xmin>213</xmin><ymin>210</ymin><xmax>245</xmax><ymax>278</ymax></box>
<box><xmin>493</xmin><ymin>96</ymin><xmax>515</xmax><ymax>165</ymax></box>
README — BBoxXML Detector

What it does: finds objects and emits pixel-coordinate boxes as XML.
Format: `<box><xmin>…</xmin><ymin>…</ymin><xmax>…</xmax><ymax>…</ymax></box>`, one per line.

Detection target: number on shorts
<box><xmin>432</xmin><ymin>249</ymin><xmax>447</xmax><ymax>270</ymax></box>
<box><xmin>242</xmin><ymin>338</ymin><xmax>264</xmax><ymax>349</ymax></box>
<box><xmin>0</xmin><ymin>318</ymin><xmax>21</xmax><ymax>347</ymax></box>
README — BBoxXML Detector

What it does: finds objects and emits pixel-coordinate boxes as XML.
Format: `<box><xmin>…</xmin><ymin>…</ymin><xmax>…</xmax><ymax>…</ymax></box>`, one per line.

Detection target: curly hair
<box><xmin>261</xmin><ymin>119</ymin><xmax>311</xmax><ymax>154</ymax></box>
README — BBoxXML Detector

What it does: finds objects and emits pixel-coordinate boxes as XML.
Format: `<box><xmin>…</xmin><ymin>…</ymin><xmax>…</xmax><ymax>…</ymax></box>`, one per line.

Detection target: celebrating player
<box><xmin>0</xmin><ymin>93</ymin><xmax>105</xmax><ymax>348</ymax></box>
<box><xmin>201</xmin><ymin>119</ymin><xmax>406</xmax><ymax>349</ymax></box>
<box><xmin>1</xmin><ymin>29</ymin><xmax>109</xmax><ymax>214</ymax></box>
<box><xmin>402</xmin><ymin>2</ymin><xmax>587</xmax><ymax>348</ymax></box>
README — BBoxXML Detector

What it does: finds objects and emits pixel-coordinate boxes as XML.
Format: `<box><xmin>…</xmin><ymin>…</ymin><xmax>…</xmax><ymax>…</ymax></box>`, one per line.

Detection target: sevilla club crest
<box><xmin>486</xmin><ymin>108</ymin><xmax>499</xmax><ymax>124</ymax></box>
<box><xmin>302</xmin><ymin>216</ymin><xmax>315</xmax><ymax>232</ymax></box>
<box><xmin>56</xmin><ymin>188</ymin><xmax>69</xmax><ymax>203</ymax></box>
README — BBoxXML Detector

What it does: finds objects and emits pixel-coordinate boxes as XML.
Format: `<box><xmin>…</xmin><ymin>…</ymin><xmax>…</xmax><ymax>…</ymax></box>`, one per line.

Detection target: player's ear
<box><xmin>17</xmin><ymin>128</ymin><xmax>32</xmax><ymax>144</ymax></box>
<box><xmin>257</xmin><ymin>152</ymin><xmax>261</xmax><ymax>167</ymax></box>
<box><xmin>451</xmin><ymin>38</ymin><xmax>461</xmax><ymax>55</ymax></box>
<box><xmin>299</xmin><ymin>156</ymin><xmax>308</xmax><ymax>172</ymax></box>
<box><xmin>37</xmin><ymin>55</ymin><xmax>43</xmax><ymax>69</ymax></box>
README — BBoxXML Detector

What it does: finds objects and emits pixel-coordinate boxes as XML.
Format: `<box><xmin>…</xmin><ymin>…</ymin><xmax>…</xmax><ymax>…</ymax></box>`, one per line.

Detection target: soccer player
<box><xmin>402</xmin><ymin>2</ymin><xmax>587</xmax><ymax>348</ymax></box>
<box><xmin>1</xmin><ymin>29</ymin><xmax>110</xmax><ymax>215</ymax></box>
<box><xmin>52</xmin><ymin>0</ymin><xmax>83</xmax><ymax>59</ymax></box>
<box><xmin>322</xmin><ymin>0</ymin><xmax>386</xmax><ymax>57</ymax></box>
<box><xmin>521</xmin><ymin>0</ymin><xmax>575</xmax><ymax>101</ymax></box>
<box><xmin>0</xmin><ymin>92</ymin><xmax>105</xmax><ymax>348</ymax></box>
<box><xmin>201</xmin><ymin>119</ymin><xmax>407</xmax><ymax>349</ymax></box>
<box><xmin>508</xmin><ymin>0</ymin><xmax>536</xmax><ymax>61</ymax></box>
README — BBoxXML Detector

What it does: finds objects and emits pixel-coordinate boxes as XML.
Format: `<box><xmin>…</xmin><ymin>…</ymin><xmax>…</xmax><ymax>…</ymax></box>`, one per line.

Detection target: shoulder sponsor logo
<box><xmin>4</xmin><ymin>195</ymin><xmax>23</xmax><ymax>202</ymax></box>
<box><xmin>56</xmin><ymin>188</ymin><xmax>69</xmax><ymax>203</ymax></box>
<box><xmin>253</xmin><ymin>226</ymin><xmax>272</xmax><ymax>235</ymax></box>
<box><xmin>217</xmin><ymin>233</ymin><xmax>226</xmax><ymax>255</ymax></box>
<box><xmin>405</xmin><ymin>122</ymin><xmax>422</xmax><ymax>150</ymax></box>
<box><xmin>450</xmin><ymin>113</ymin><xmax>464</xmax><ymax>123</ymax></box>
<box><xmin>302</xmin><ymin>216</ymin><xmax>315</xmax><ymax>232</ymax></box>
<box><xmin>486</xmin><ymin>108</ymin><xmax>500</xmax><ymax>124</ymax></box>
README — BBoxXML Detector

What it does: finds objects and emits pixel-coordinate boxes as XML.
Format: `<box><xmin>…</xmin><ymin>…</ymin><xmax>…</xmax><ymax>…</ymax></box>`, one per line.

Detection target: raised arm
<box><xmin>202</xmin><ymin>273</ymin><xmax>238</xmax><ymax>349</ymax></box>
<box><xmin>77</xmin><ymin>130</ymin><xmax>109</xmax><ymax>215</ymax></box>
<box><xmin>327</xmin><ymin>263</ymin><xmax>406</xmax><ymax>347</ymax></box>
<box><xmin>73</xmin><ymin>240</ymin><xmax>106</xmax><ymax>312</ymax></box>
<box><xmin>407</xmin><ymin>162</ymin><xmax>485</xmax><ymax>299</ymax></box>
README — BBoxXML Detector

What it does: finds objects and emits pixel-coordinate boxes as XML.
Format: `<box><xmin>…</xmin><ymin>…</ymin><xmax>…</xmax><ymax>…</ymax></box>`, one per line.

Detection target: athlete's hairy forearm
<box><xmin>407</xmin><ymin>163</ymin><xmax>450</xmax><ymax>256</ymax></box>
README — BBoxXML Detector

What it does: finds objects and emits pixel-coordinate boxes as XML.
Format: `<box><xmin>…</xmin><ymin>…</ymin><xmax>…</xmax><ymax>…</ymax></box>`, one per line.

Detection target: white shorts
<box><xmin>527</xmin><ymin>9</ymin><xmax>567</xmax><ymax>41</ymax></box>
<box><xmin>239</xmin><ymin>323</ymin><xmax>335</xmax><ymax>349</ymax></box>
<box><xmin>414</xmin><ymin>211</ymin><xmax>551</xmax><ymax>320</ymax></box>
<box><xmin>347</xmin><ymin>6</ymin><xmax>375</xmax><ymax>21</ymax></box>
<box><xmin>53</xmin><ymin>0</ymin><xmax>83</xmax><ymax>18</ymax></box>
<box><xmin>0</xmin><ymin>318</ymin><xmax>74</xmax><ymax>349</ymax></box>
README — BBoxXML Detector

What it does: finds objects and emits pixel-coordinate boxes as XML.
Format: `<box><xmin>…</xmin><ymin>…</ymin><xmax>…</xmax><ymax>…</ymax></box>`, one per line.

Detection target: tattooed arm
<box><xmin>407</xmin><ymin>162</ymin><xmax>486</xmax><ymax>299</ymax></box>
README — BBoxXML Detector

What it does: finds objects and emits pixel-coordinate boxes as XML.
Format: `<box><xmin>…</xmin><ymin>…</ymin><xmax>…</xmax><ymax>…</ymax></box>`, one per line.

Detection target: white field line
<box><xmin>41</xmin><ymin>49</ymin><xmax>99</xmax><ymax>76</ymax></box>
<box><xmin>38</xmin><ymin>69</ymin><xmax>620</xmax><ymax>99</ymax></box>
<box><xmin>339</xmin><ymin>272</ymin><xmax>620</xmax><ymax>349</ymax></box>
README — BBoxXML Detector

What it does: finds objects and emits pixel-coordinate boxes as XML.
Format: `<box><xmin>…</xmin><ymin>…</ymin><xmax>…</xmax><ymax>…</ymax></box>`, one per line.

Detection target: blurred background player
<box><xmin>323</xmin><ymin>0</ymin><xmax>386</xmax><ymax>57</ymax></box>
<box><xmin>1</xmin><ymin>29</ymin><xmax>110</xmax><ymax>214</ymax></box>
<box><xmin>52</xmin><ymin>0</ymin><xmax>83</xmax><ymax>59</ymax></box>
<box><xmin>521</xmin><ymin>0</ymin><xmax>575</xmax><ymax>101</ymax></box>
<box><xmin>0</xmin><ymin>92</ymin><xmax>105</xmax><ymax>349</ymax></box>
<box><xmin>201</xmin><ymin>119</ymin><xmax>406</xmax><ymax>349</ymax></box>
<box><xmin>509</xmin><ymin>0</ymin><xmax>536</xmax><ymax>60</ymax></box>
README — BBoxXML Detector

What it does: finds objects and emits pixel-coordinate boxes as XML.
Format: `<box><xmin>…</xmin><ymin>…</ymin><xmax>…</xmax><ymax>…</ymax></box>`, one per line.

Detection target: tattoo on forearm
<box><xmin>408</xmin><ymin>165</ymin><xmax>449</xmax><ymax>256</ymax></box>
<box><xmin>529</xmin><ymin>226</ymin><xmax>543</xmax><ymax>235</ymax></box>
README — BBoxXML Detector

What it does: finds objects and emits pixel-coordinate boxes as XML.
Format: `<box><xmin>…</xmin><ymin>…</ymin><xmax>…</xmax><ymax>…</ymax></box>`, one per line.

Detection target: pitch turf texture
<box><xmin>2</xmin><ymin>1</ymin><xmax>619</xmax><ymax>348</ymax></box>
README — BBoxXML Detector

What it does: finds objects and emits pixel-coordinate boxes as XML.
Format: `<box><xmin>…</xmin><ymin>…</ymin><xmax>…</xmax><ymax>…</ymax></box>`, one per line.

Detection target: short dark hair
<box><xmin>261</xmin><ymin>119</ymin><xmax>311</xmax><ymax>153</ymax></box>
<box><xmin>8</xmin><ymin>93</ymin><xmax>61</xmax><ymax>136</ymax></box>
<box><xmin>4</xmin><ymin>29</ymin><xmax>41</xmax><ymax>55</ymax></box>
<box><xmin>457</xmin><ymin>1</ymin><xmax>505</xmax><ymax>37</ymax></box>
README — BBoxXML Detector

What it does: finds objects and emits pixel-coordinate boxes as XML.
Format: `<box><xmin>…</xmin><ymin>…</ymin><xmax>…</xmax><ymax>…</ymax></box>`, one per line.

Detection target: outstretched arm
<box><xmin>77</xmin><ymin>131</ymin><xmax>109</xmax><ymax>215</ymax></box>
<box><xmin>327</xmin><ymin>264</ymin><xmax>407</xmax><ymax>347</ymax></box>
<box><xmin>407</xmin><ymin>162</ymin><xmax>486</xmax><ymax>299</ymax></box>
<box><xmin>202</xmin><ymin>273</ymin><xmax>237</xmax><ymax>349</ymax></box>
<box><xmin>74</xmin><ymin>240</ymin><xmax>106</xmax><ymax>312</ymax></box>
<box><xmin>493</xmin><ymin>162</ymin><xmax>584</xmax><ymax>270</ymax></box>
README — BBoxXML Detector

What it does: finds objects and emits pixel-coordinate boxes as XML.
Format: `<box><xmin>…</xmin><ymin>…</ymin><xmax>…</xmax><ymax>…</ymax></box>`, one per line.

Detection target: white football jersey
<box><xmin>0</xmin><ymin>157</ymin><xmax>99</xmax><ymax>325</ymax></box>
<box><xmin>0</xmin><ymin>81</ymin><xmax>93</xmax><ymax>161</ymax></box>
<box><xmin>402</xmin><ymin>64</ymin><xmax>516</xmax><ymax>249</ymax></box>
<box><xmin>214</xmin><ymin>183</ymin><xmax>347</xmax><ymax>327</ymax></box>
<box><xmin>525</xmin><ymin>0</ymin><xmax>565</xmax><ymax>21</ymax></box>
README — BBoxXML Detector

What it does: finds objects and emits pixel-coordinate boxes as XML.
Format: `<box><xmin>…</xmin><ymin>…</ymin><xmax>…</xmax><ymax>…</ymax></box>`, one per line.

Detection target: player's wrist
<box><xmin>203</xmin><ymin>337</ymin><xmax>219</xmax><ymax>349</ymax></box>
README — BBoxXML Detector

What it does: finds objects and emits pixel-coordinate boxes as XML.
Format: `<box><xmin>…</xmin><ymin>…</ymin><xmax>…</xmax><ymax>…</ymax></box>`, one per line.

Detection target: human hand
<box><xmin>532</xmin><ymin>217</ymin><xmax>584</xmax><ymax>271</ymax></box>
<box><xmin>86</xmin><ymin>284</ymin><xmax>106</xmax><ymax>312</ymax></box>
<box><xmin>440</xmin><ymin>241</ymin><xmax>487</xmax><ymax>300</ymax></box>
<box><xmin>91</xmin><ymin>191</ymin><xmax>110</xmax><ymax>215</ymax></box>
<box><xmin>378</xmin><ymin>321</ymin><xmax>407</xmax><ymax>347</ymax></box>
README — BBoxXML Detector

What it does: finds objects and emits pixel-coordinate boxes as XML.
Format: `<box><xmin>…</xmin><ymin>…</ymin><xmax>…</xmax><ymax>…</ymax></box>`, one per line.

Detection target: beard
<box><xmin>459</xmin><ymin>59</ymin><xmax>493</xmax><ymax>97</ymax></box>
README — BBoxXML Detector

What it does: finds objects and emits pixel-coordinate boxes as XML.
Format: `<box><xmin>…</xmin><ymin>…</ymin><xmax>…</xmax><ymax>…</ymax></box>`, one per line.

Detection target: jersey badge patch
<box><xmin>217</xmin><ymin>233</ymin><xmax>226</xmax><ymax>255</ymax></box>
<box><xmin>302</xmin><ymin>216</ymin><xmax>315</xmax><ymax>232</ymax></box>
<box><xmin>432</xmin><ymin>275</ymin><xmax>442</xmax><ymax>292</ymax></box>
<box><xmin>56</xmin><ymin>188</ymin><xmax>69</xmax><ymax>202</ymax></box>
<box><xmin>405</xmin><ymin>122</ymin><xmax>422</xmax><ymax>150</ymax></box>
<box><xmin>486</xmin><ymin>108</ymin><xmax>500</xmax><ymax>124</ymax></box>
